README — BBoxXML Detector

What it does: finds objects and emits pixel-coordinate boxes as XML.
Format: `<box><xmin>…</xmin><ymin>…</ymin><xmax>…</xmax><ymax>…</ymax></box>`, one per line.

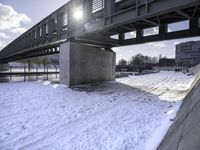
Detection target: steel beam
<box><xmin>121</xmin><ymin>18</ymin><xmax>200</xmax><ymax>46</ymax></box>
<box><xmin>0</xmin><ymin>0</ymin><xmax>200</xmax><ymax>63</ymax></box>
<box><xmin>176</xmin><ymin>10</ymin><xmax>191</xmax><ymax>19</ymax></box>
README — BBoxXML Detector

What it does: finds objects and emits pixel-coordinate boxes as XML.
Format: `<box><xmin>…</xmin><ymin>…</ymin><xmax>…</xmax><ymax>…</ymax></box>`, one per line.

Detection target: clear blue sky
<box><xmin>0</xmin><ymin>0</ymin><xmax>200</xmax><ymax>63</ymax></box>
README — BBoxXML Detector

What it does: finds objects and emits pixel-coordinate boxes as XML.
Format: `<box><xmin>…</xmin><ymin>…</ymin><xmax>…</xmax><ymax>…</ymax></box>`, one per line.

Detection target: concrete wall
<box><xmin>60</xmin><ymin>42</ymin><xmax>116</xmax><ymax>86</ymax></box>
<box><xmin>158</xmin><ymin>64</ymin><xmax>200</xmax><ymax>150</ymax></box>
<box><xmin>189</xmin><ymin>63</ymin><xmax>200</xmax><ymax>84</ymax></box>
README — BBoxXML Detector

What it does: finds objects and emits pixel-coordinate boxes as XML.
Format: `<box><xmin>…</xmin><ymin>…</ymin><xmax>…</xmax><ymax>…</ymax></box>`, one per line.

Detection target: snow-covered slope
<box><xmin>0</xmin><ymin>71</ymin><xmax>194</xmax><ymax>150</ymax></box>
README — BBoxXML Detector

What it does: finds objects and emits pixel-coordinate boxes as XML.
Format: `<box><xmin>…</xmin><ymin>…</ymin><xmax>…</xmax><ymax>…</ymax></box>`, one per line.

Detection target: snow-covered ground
<box><xmin>0</xmin><ymin>71</ymin><xmax>194</xmax><ymax>150</ymax></box>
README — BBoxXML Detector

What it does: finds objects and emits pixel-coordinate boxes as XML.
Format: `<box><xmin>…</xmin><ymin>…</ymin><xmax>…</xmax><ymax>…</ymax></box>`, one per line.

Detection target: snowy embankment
<box><xmin>0</xmin><ymin>71</ymin><xmax>194</xmax><ymax>150</ymax></box>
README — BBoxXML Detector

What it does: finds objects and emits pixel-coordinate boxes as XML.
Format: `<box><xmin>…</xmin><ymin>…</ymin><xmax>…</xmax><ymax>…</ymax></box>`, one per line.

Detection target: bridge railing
<box><xmin>0</xmin><ymin>2</ymin><xmax>70</xmax><ymax>60</ymax></box>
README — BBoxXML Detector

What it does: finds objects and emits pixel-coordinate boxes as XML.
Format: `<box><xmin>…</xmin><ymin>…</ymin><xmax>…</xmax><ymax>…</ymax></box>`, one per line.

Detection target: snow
<box><xmin>0</xmin><ymin>71</ymin><xmax>194</xmax><ymax>150</ymax></box>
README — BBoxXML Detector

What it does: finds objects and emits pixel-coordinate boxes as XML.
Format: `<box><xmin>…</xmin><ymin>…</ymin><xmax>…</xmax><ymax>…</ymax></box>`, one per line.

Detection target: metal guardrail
<box><xmin>0</xmin><ymin>67</ymin><xmax>59</xmax><ymax>81</ymax></box>
<box><xmin>0</xmin><ymin>72</ymin><xmax>59</xmax><ymax>76</ymax></box>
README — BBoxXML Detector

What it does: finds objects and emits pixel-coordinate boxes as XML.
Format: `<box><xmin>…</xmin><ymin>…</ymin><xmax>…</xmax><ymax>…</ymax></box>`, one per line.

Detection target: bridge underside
<box><xmin>0</xmin><ymin>43</ymin><xmax>60</xmax><ymax>63</ymax></box>
<box><xmin>0</xmin><ymin>0</ymin><xmax>200</xmax><ymax>85</ymax></box>
<box><xmin>74</xmin><ymin>4</ymin><xmax>200</xmax><ymax>47</ymax></box>
<box><xmin>0</xmin><ymin>0</ymin><xmax>200</xmax><ymax>63</ymax></box>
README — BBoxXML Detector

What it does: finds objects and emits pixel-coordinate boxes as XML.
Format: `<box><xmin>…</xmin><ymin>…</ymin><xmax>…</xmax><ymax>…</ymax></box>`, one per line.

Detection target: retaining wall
<box><xmin>158</xmin><ymin>64</ymin><xmax>200</xmax><ymax>150</ymax></box>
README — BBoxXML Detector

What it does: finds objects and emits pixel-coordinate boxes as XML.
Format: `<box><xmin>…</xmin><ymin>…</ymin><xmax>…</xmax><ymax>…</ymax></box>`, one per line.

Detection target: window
<box><xmin>63</xmin><ymin>13</ymin><xmax>68</xmax><ymax>26</ymax></box>
<box><xmin>45</xmin><ymin>24</ymin><xmax>49</xmax><ymax>34</ymax></box>
<box><xmin>53</xmin><ymin>18</ymin><xmax>57</xmax><ymax>34</ymax></box>
<box><xmin>54</xmin><ymin>18</ymin><xmax>57</xmax><ymax>26</ymax></box>
<box><xmin>34</xmin><ymin>30</ymin><xmax>37</xmax><ymax>39</ymax></box>
<box><xmin>39</xmin><ymin>27</ymin><xmax>42</xmax><ymax>37</ymax></box>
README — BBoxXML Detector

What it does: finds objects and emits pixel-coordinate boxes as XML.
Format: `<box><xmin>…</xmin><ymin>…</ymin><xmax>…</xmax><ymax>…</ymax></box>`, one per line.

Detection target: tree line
<box><xmin>16</xmin><ymin>55</ymin><xmax>59</xmax><ymax>72</ymax></box>
<box><xmin>118</xmin><ymin>53</ymin><xmax>159</xmax><ymax>66</ymax></box>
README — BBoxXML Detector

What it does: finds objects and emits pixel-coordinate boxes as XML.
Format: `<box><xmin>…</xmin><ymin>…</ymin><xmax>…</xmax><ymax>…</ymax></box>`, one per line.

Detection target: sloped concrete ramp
<box><xmin>158</xmin><ymin>64</ymin><xmax>200</xmax><ymax>150</ymax></box>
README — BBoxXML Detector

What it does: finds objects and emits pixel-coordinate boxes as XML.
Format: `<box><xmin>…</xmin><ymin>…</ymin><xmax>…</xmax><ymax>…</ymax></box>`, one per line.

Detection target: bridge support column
<box><xmin>59</xmin><ymin>42</ymin><xmax>116</xmax><ymax>86</ymax></box>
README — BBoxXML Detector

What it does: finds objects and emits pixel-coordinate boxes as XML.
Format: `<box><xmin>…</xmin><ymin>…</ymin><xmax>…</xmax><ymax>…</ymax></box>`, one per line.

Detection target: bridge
<box><xmin>0</xmin><ymin>0</ymin><xmax>200</xmax><ymax>86</ymax></box>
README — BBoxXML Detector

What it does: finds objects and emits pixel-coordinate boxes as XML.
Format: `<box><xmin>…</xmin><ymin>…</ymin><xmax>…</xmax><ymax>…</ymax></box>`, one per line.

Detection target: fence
<box><xmin>0</xmin><ymin>66</ymin><xmax>59</xmax><ymax>82</ymax></box>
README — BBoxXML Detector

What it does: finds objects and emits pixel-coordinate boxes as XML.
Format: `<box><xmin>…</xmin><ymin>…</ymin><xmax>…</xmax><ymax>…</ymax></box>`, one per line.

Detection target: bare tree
<box><xmin>26</xmin><ymin>58</ymin><xmax>34</xmax><ymax>72</ymax></box>
<box><xmin>118</xmin><ymin>59</ymin><xmax>127</xmax><ymax>65</ymax></box>
<box><xmin>41</xmin><ymin>56</ymin><xmax>51</xmax><ymax>72</ymax></box>
<box><xmin>134</xmin><ymin>54</ymin><xmax>145</xmax><ymax>66</ymax></box>
<box><xmin>129</xmin><ymin>56</ymin><xmax>135</xmax><ymax>65</ymax></box>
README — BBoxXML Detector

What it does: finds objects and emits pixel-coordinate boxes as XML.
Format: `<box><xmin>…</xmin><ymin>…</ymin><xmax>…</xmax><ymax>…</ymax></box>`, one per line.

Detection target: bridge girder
<box><xmin>0</xmin><ymin>0</ymin><xmax>200</xmax><ymax>62</ymax></box>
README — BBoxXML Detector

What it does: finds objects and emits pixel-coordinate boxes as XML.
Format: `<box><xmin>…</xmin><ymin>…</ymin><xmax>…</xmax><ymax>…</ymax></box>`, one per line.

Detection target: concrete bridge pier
<box><xmin>59</xmin><ymin>42</ymin><xmax>116</xmax><ymax>86</ymax></box>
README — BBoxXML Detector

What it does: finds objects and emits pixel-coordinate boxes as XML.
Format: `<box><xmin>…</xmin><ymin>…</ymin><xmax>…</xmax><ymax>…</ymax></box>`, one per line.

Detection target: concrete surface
<box><xmin>158</xmin><ymin>63</ymin><xmax>200</xmax><ymax>150</ymax></box>
<box><xmin>59</xmin><ymin>42</ymin><xmax>116</xmax><ymax>86</ymax></box>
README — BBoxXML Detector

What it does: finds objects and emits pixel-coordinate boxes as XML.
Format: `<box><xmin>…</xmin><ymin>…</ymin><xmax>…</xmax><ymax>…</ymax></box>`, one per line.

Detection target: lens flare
<box><xmin>73</xmin><ymin>7</ymin><xmax>83</xmax><ymax>21</ymax></box>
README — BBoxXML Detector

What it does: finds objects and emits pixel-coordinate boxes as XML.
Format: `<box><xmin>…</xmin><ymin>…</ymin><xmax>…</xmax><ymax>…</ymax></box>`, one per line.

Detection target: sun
<box><xmin>73</xmin><ymin>7</ymin><xmax>83</xmax><ymax>21</ymax></box>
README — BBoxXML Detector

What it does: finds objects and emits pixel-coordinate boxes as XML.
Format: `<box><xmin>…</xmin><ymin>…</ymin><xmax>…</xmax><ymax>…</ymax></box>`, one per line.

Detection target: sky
<box><xmin>0</xmin><ymin>0</ymin><xmax>200</xmax><ymax>63</ymax></box>
<box><xmin>0</xmin><ymin>0</ymin><xmax>68</xmax><ymax>49</ymax></box>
